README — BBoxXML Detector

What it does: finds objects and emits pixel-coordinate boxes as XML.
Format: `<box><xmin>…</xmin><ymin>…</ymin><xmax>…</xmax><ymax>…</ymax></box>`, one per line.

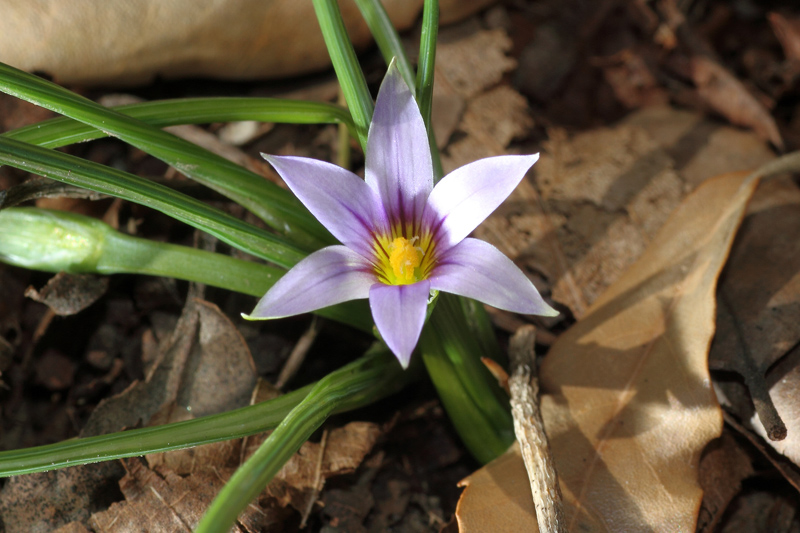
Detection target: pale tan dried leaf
<box><xmin>475</xmin><ymin>107</ymin><xmax>775</xmax><ymax>317</ymax></box>
<box><xmin>89</xmin><ymin>458</ymin><xmax>283</xmax><ymax>532</ymax></box>
<box><xmin>690</xmin><ymin>56</ymin><xmax>784</xmax><ymax>149</ymax></box>
<box><xmin>436</xmin><ymin>26</ymin><xmax>516</xmax><ymax>99</ymax></box>
<box><xmin>769</xmin><ymin>12</ymin><xmax>800</xmax><ymax>63</ymax></box>
<box><xmin>456</xmin><ymin>443</ymin><xmax>539</xmax><ymax>533</ymax></box>
<box><xmin>53</xmin><ymin>523</ymin><xmax>93</xmax><ymax>533</ymax></box>
<box><xmin>0</xmin><ymin>0</ymin><xmax>497</xmax><ymax>86</ymax></box>
<box><xmin>538</xmin><ymin>171</ymin><xmax>757</xmax><ymax>531</ymax></box>
<box><xmin>456</xmin><ymin>171</ymin><xmax>757</xmax><ymax>531</ymax></box>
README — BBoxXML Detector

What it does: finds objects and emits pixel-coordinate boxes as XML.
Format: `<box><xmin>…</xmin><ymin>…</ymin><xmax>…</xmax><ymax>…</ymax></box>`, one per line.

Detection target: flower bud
<box><xmin>0</xmin><ymin>207</ymin><xmax>108</xmax><ymax>272</ymax></box>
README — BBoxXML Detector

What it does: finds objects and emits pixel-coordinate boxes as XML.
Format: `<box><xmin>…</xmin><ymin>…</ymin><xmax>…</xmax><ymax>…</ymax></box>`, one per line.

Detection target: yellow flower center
<box><xmin>388</xmin><ymin>237</ymin><xmax>423</xmax><ymax>284</ymax></box>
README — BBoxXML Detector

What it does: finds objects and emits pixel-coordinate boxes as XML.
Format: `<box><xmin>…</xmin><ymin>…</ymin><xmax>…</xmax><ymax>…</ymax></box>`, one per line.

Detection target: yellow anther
<box><xmin>388</xmin><ymin>237</ymin><xmax>423</xmax><ymax>284</ymax></box>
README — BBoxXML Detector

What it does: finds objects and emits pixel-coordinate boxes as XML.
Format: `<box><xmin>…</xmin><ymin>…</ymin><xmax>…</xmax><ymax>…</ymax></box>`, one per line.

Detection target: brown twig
<box><xmin>509</xmin><ymin>325</ymin><xmax>566</xmax><ymax>533</ymax></box>
<box><xmin>276</xmin><ymin>317</ymin><xmax>320</xmax><ymax>390</ymax></box>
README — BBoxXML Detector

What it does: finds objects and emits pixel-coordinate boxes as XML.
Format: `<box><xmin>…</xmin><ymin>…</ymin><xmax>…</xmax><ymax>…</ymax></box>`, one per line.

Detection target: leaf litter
<box><xmin>2</xmin><ymin>1</ymin><xmax>800</xmax><ymax>531</ymax></box>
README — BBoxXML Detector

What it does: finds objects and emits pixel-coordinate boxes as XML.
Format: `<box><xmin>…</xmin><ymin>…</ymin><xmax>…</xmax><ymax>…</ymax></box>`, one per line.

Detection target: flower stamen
<box><xmin>388</xmin><ymin>236</ymin><xmax>423</xmax><ymax>285</ymax></box>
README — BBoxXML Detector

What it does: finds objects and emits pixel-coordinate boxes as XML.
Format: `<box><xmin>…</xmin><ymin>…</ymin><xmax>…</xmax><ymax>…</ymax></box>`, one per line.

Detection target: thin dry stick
<box><xmin>509</xmin><ymin>325</ymin><xmax>566</xmax><ymax>533</ymax></box>
<box><xmin>300</xmin><ymin>429</ymin><xmax>329</xmax><ymax>529</ymax></box>
<box><xmin>276</xmin><ymin>316</ymin><xmax>320</xmax><ymax>390</ymax></box>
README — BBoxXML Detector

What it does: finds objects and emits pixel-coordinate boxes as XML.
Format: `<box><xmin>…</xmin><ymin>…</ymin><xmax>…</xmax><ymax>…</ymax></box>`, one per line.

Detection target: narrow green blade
<box><xmin>4</xmin><ymin>97</ymin><xmax>355</xmax><ymax>149</ymax></box>
<box><xmin>312</xmin><ymin>0</ymin><xmax>374</xmax><ymax>151</ymax></box>
<box><xmin>0</xmin><ymin>62</ymin><xmax>328</xmax><ymax>249</ymax></box>
<box><xmin>0</xmin><ymin>136</ymin><xmax>306</xmax><ymax>268</ymax></box>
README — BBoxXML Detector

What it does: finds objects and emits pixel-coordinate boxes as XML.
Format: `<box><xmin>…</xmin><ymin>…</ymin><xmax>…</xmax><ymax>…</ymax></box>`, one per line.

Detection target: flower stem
<box><xmin>420</xmin><ymin>294</ymin><xmax>515</xmax><ymax>463</ymax></box>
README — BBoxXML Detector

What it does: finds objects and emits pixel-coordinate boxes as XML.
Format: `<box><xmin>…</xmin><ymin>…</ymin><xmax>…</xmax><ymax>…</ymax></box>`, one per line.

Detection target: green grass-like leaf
<box><xmin>0</xmin><ymin>351</ymin><xmax>409</xmax><ymax>477</ymax></box>
<box><xmin>312</xmin><ymin>0</ymin><xmax>374</xmax><ymax>151</ymax></box>
<box><xmin>0</xmin><ymin>136</ymin><xmax>306</xmax><ymax>268</ymax></box>
<box><xmin>197</xmin><ymin>346</ymin><xmax>400</xmax><ymax>532</ymax></box>
<box><xmin>354</xmin><ymin>0</ymin><xmax>416</xmax><ymax>93</ymax></box>
<box><xmin>417</xmin><ymin>0</ymin><xmax>443</xmax><ymax>181</ymax></box>
<box><xmin>0</xmin><ymin>62</ymin><xmax>329</xmax><ymax>250</ymax></box>
<box><xmin>4</xmin><ymin>97</ymin><xmax>356</xmax><ymax>149</ymax></box>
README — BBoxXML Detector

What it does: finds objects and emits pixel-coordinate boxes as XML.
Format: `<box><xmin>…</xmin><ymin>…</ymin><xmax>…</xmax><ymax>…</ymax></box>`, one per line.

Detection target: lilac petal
<box><xmin>429</xmin><ymin>238</ymin><xmax>557</xmax><ymax>316</ymax></box>
<box><xmin>247</xmin><ymin>246</ymin><xmax>376</xmax><ymax>319</ymax></box>
<box><xmin>424</xmin><ymin>154</ymin><xmax>539</xmax><ymax>250</ymax></box>
<box><xmin>263</xmin><ymin>154</ymin><xmax>387</xmax><ymax>258</ymax></box>
<box><xmin>365</xmin><ymin>61</ymin><xmax>433</xmax><ymax>227</ymax></box>
<box><xmin>369</xmin><ymin>280</ymin><xmax>431</xmax><ymax>368</ymax></box>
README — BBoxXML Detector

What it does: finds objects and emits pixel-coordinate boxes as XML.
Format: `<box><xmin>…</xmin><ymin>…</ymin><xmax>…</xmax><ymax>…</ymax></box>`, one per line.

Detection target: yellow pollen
<box><xmin>388</xmin><ymin>237</ymin><xmax>424</xmax><ymax>284</ymax></box>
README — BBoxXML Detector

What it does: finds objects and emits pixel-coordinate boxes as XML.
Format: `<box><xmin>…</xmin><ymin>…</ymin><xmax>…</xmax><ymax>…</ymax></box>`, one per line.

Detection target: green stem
<box><xmin>420</xmin><ymin>326</ymin><xmax>511</xmax><ymax>463</ymax></box>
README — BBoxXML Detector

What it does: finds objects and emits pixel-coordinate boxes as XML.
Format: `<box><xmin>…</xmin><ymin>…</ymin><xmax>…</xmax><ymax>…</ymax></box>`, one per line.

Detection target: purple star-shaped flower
<box><xmin>247</xmin><ymin>62</ymin><xmax>557</xmax><ymax>368</ymax></box>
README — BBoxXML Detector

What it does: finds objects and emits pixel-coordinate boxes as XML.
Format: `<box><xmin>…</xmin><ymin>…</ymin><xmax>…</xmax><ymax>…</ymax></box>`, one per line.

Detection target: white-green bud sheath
<box><xmin>0</xmin><ymin>207</ymin><xmax>370</xmax><ymax>330</ymax></box>
<box><xmin>0</xmin><ymin>207</ymin><xmax>107</xmax><ymax>272</ymax></box>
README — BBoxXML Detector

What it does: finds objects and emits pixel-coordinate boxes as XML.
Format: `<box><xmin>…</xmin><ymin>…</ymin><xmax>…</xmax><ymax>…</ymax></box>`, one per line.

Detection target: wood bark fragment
<box><xmin>509</xmin><ymin>325</ymin><xmax>566</xmax><ymax>533</ymax></box>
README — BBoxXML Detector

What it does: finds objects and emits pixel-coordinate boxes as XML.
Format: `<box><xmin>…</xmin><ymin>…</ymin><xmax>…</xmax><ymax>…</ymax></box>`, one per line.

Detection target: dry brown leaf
<box><xmin>476</xmin><ymin>106</ymin><xmax>775</xmax><ymax>317</ymax></box>
<box><xmin>260</xmin><ymin>422</ymin><xmax>382</xmax><ymax>511</ymax></box>
<box><xmin>709</xmin><ymin>177</ymin><xmax>800</xmax><ymax>440</ymax></box>
<box><xmin>690</xmin><ymin>55</ymin><xmax>784</xmax><ymax>150</ymax></box>
<box><xmin>769</xmin><ymin>12</ymin><xmax>800</xmax><ymax>64</ymax></box>
<box><xmin>89</xmin><ymin>458</ymin><xmax>283</xmax><ymax>532</ymax></box>
<box><xmin>0</xmin><ymin>0</ymin><xmax>496</xmax><ymax>86</ymax></box>
<box><xmin>456</xmin><ymin>443</ymin><xmax>539</xmax><ymax>532</ymax></box>
<box><xmin>696</xmin><ymin>431</ymin><xmax>755</xmax><ymax>533</ymax></box>
<box><xmin>437</xmin><ymin>25</ymin><xmax>516</xmax><ymax>100</ymax></box>
<box><xmin>433</xmin><ymin>23</ymin><xmax>531</xmax><ymax>175</ymax></box>
<box><xmin>24</xmin><ymin>272</ymin><xmax>109</xmax><ymax>316</ymax></box>
<box><xmin>0</xmin><ymin>461</ymin><xmax>124</xmax><ymax>533</ymax></box>
<box><xmin>456</xmin><ymin>171</ymin><xmax>759</xmax><ymax>531</ymax></box>
<box><xmin>537</xmin><ymin>171</ymin><xmax>757</xmax><ymax>530</ymax></box>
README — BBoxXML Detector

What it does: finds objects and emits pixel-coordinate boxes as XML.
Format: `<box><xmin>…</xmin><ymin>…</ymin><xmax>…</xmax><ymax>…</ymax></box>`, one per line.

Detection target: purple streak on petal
<box><xmin>429</xmin><ymin>238</ymin><xmax>557</xmax><ymax>316</ymax></box>
<box><xmin>365</xmin><ymin>61</ymin><xmax>433</xmax><ymax>229</ymax></box>
<box><xmin>369</xmin><ymin>280</ymin><xmax>430</xmax><ymax>368</ymax></box>
<box><xmin>424</xmin><ymin>154</ymin><xmax>539</xmax><ymax>250</ymax></box>
<box><xmin>248</xmin><ymin>246</ymin><xmax>376</xmax><ymax>319</ymax></box>
<box><xmin>263</xmin><ymin>154</ymin><xmax>388</xmax><ymax>258</ymax></box>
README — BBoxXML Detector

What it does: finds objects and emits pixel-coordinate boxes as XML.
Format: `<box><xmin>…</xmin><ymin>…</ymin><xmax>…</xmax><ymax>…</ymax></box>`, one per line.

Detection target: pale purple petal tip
<box><xmin>429</xmin><ymin>238</ymin><xmax>557</xmax><ymax>316</ymax></box>
<box><xmin>369</xmin><ymin>280</ymin><xmax>431</xmax><ymax>368</ymax></box>
<box><xmin>263</xmin><ymin>154</ymin><xmax>388</xmax><ymax>258</ymax></box>
<box><xmin>424</xmin><ymin>153</ymin><xmax>540</xmax><ymax>250</ymax></box>
<box><xmin>246</xmin><ymin>246</ymin><xmax>376</xmax><ymax>320</ymax></box>
<box><xmin>365</xmin><ymin>60</ymin><xmax>433</xmax><ymax>226</ymax></box>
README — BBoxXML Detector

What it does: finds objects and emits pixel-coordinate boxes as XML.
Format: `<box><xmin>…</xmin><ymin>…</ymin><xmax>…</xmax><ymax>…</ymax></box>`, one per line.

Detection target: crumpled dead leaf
<box><xmin>0</xmin><ymin>0</ymin><xmax>497</xmax><ymax>86</ymax></box>
<box><xmin>25</xmin><ymin>272</ymin><xmax>109</xmax><ymax>316</ymax></box>
<box><xmin>689</xmin><ymin>55</ymin><xmax>784</xmax><ymax>150</ymax></box>
<box><xmin>769</xmin><ymin>12</ymin><xmax>800</xmax><ymax>64</ymax></box>
<box><xmin>89</xmin><ymin>458</ymin><xmax>284</xmax><ymax>533</ymax></box>
<box><xmin>696</xmin><ymin>431</ymin><xmax>755</xmax><ymax>533</ymax></box>
<box><xmin>709</xmin><ymin>177</ymin><xmax>800</xmax><ymax>441</ymax></box>
<box><xmin>539</xmin><ymin>170</ymin><xmax>755</xmax><ymax>530</ymax></box>
<box><xmin>456</xmin><ymin>443</ymin><xmax>538</xmax><ymax>532</ymax></box>
<box><xmin>457</xmin><ymin>170</ymin><xmax>761</xmax><ymax>531</ymax></box>
<box><xmin>476</xmin><ymin>106</ymin><xmax>775</xmax><ymax>318</ymax></box>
